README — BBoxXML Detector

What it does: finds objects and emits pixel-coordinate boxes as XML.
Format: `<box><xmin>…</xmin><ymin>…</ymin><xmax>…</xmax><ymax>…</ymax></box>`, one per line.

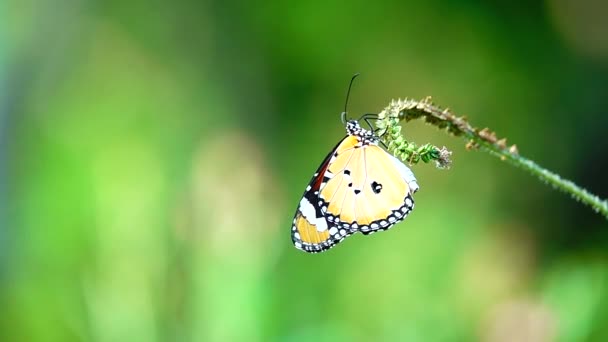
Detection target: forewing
<box><xmin>291</xmin><ymin>136</ymin><xmax>356</xmax><ymax>253</ymax></box>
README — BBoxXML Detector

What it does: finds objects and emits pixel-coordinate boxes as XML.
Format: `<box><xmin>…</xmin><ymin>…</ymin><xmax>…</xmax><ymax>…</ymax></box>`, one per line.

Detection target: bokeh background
<box><xmin>2</xmin><ymin>0</ymin><xmax>608</xmax><ymax>341</ymax></box>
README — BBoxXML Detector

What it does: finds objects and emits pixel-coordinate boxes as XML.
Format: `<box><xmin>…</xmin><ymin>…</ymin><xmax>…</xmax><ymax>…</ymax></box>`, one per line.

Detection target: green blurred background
<box><xmin>2</xmin><ymin>0</ymin><xmax>608</xmax><ymax>341</ymax></box>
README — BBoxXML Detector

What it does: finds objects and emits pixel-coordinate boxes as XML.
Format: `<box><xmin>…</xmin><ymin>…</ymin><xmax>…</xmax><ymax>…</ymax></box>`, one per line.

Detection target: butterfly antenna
<box><xmin>341</xmin><ymin>73</ymin><xmax>360</xmax><ymax>124</ymax></box>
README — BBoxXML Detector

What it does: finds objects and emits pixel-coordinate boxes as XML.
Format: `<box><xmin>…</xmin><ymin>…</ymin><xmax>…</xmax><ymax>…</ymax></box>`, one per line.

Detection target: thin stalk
<box><xmin>375</xmin><ymin>97</ymin><xmax>608</xmax><ymax>220</ymax></box>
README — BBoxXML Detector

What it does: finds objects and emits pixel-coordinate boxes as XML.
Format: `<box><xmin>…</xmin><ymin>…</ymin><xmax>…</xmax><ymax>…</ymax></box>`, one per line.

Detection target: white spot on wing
<box><xmin>315</xmin><ymin>219</ymin><xmax>328</xmax><ymax>232</ymax></box>
<box><xmin>299</xmin><ymin>197</ymin><xmax>328</xmax><ymax>232</ymax></box>
<box><xmin>405</xmin><ymin>197</ymin><xmax>413</xmax><ymax>208</ymax></box>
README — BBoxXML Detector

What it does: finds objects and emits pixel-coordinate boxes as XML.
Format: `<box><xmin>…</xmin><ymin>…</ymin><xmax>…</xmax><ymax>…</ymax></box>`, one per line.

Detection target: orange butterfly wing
<box><xmin>319</xmin><ymin>144</ymin><xmax>416</xmax><ymax>234</ymax></box>
<box><xmin>291</xmin><ymin>136</ymin><xmax>357</xmax><ymax>253</ymax></box>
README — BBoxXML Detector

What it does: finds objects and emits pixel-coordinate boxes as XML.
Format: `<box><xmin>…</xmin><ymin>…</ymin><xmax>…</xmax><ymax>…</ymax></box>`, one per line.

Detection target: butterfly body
<box><xmin>291</xmin><ymin>119</ymin><xmax>419</xmax><ymax>253</ymax></box>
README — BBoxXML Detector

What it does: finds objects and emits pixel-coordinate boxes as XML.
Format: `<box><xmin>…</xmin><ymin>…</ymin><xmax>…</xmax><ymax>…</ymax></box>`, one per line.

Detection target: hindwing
<box><xmin>291</xmin><ymin>137</ymin><xmax>355</xmax><ymax>253</ymax></box>
<box><xmin>319</xmin><ymin>144</ymin><xmax>418</xmax><ymax>235</ymax></box>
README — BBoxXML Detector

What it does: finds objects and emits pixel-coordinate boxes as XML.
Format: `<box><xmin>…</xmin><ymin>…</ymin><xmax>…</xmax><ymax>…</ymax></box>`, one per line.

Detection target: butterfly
<box><xmin>291</xmin><ymin>114</ymin><xmax>420</xmax><ymax>253</ymax></box>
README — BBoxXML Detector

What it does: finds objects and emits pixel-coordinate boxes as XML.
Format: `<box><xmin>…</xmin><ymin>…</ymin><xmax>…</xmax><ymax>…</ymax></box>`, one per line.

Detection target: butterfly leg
<box><xmin>358</xmin><ymin>113</ymin><xmax>379</xmax><ymax>132</ymax></box>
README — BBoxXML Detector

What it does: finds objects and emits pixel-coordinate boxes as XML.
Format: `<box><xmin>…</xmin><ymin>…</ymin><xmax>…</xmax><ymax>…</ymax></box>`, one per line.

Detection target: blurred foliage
<box><xmin>1</xmin><ymin>0</ymin><xmax>608</xmax><ymax>341</ymax></box>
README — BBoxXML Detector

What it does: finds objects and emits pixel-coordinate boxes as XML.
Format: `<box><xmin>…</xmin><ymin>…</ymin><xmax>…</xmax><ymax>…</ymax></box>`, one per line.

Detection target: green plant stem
<box><xmin>377</xmin><ymin>97</ymin><xmax>608</xmax><ymax>220</ymax></box>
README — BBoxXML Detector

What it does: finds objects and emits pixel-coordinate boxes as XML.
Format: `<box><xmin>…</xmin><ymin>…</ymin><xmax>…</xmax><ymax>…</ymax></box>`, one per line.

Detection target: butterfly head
<box><xmin>345</xmin><ymin>119</ymin><xmax>378</xmax><ymax>145</ymax></box>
